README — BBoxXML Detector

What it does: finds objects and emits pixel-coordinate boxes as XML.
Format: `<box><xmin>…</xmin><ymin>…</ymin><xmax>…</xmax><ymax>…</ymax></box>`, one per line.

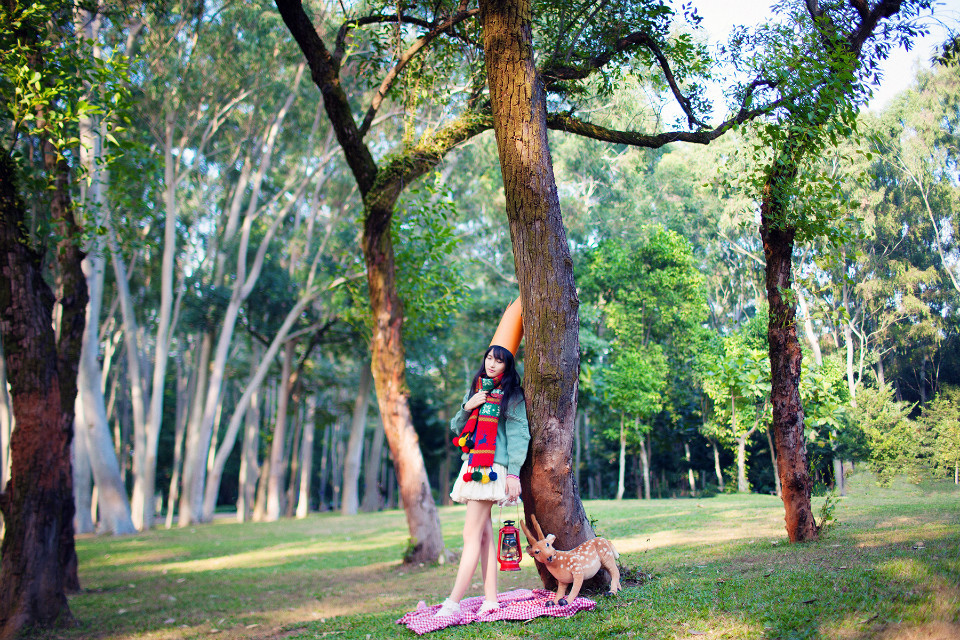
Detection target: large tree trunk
<box><xmin>480</xmin><ymin>0</ymin><xmax>599</xmax><ymax>590</ymax></box>
<box><xmin>341</xmin><ymin>361</ymin><xmax>371</xmax><ymax>515</ymax></box>
<box><xmin>363</xmin><ymin>195</ymin><xmax>443</xmax><ymax>561</ymax></box>
<box><xmin>0</xmin><ymin>148</ymin><xmax>81</xmax><ymax>636</ymax></box>
<box><xmin>761</xmin><ymin>187</ymin><xmax>817</xmax><ymax>541</ymax></box>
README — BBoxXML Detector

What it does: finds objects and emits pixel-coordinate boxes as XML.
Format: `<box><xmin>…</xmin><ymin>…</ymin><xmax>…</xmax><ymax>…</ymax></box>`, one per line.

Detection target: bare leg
<box><xmin>477</xmin><ymin>504</ymin><xmax>498</xmax><ymax>603</ymax></box>
<box><xmin>448</xmin><ymin>500</ymin><xmax>495</xmax><ymax>602</ymax></box>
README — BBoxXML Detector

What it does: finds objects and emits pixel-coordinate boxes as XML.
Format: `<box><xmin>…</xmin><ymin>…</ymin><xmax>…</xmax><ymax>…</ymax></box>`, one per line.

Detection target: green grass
<box><xmin>34</xmin><ymin>472</ymin><xmax>960</xmax><ymax>640</ymax></box>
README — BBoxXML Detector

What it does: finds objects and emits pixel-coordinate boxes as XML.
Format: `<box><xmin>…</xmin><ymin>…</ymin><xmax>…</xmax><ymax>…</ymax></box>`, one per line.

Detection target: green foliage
<box><xmin>917</xmin><ymin>386</ymin><xmax>960</xmax><ymax>481</ymax></box>
<box><xmin>848</xmin><ymin>382</ymin><xmax>919</xmax><ymax>485</ymax></box>
<box><xmin>391</xmin><ymin>173</ymin><xmax>466</xmax><ymax>341</ymax></box>
<box><xmin>0</xmin><ymin>1</ymin><xmax>130</xmax><ymax>154</ymax></box>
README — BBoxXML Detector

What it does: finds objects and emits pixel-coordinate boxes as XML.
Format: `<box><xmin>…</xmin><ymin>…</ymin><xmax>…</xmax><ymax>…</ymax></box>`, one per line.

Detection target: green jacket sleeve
<box><xmin>450</xmin><ymin>390</ymin><xmax>472</xmax><ymax>434</ymax></box>
<box><xmin>501</xmin><ymin>395</ymin><xmax>530</xmax><ymax>477</ymax></box>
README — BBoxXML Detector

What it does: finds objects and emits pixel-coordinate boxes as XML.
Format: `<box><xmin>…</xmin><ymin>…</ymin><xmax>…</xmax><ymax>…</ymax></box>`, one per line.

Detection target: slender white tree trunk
<box><xmin>360</xmin><ymin>416</ymin><xmax>384</xmax><ymax>512</ymax></box>
<box><xmin>72</xmin><ymin>410</ymin><xmax>94</xmax><ymax>533</ymax></box>
<box><xmin>639</xmin><ymin>424</ymin><xmax>651</xmax><ymax>500</ymax></box>
<box><xmin>237</xmin><ymin>343</ymin><xmax>263</xmax><ymax>523</ymax></box>
<box><xmin>179</xmin><ymin>332</ymin><xmax>212</xmax><ymax>526</ymax></box>
<box><xmin>685</xmin><ymin>442</ymin><xmax>696</xmax><ymax>495</ymax></box>
<box><xmin>767</xmin><ymin>427</ymin><xmax>782</xmax><ymax>497</ymax></box>
<box><xmin>341</xmin><ymin>361</ymin><xmax>372</xmax><ymax>515</ymax></box>
<box><xmin>266</xmin><ymin>342</ymin><xmax>295</xmax><ymax>520</ymax></box>
<box><xmin>296</xmin><ymin>394</ymin><xmax>317</xmax><ymax>519</ymax></box>
<box><xmin>164</xmin><ymin>352</ymin><xmax>192</xmax><ymax>528</ymax></box>
<box><xmin>1</xmin><ymin>338</ymin><xmax>14</xmax><ymax>536</ymax></box>
<box><xmin>616</xmin><ymin>414</ymin><xmax>626</xmax><ymax>500</ymax></box>
<box><xmin>200</xmin><ymin>291</ymin><xmax>321</xmax><ymax>520</ymax></box>
<box><xmin>710</xmin><ymin>437</ymin><xmax>724</xmax><ymax>491</ymax></box>
<box><xmin>137</xmin><ymin>106</ymin><xmax>180</xmax><ymax>531</ymax></box>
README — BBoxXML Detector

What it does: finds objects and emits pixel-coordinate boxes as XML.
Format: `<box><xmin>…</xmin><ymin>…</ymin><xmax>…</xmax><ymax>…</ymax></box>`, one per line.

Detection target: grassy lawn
<box><xmin>36</xmin><ymin>472</ymin><xmax>959</xmax><ymax>640</ymax></box>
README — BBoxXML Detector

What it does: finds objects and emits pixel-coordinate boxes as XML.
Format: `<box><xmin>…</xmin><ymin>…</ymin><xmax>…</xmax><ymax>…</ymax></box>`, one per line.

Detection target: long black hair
<box><xmin>469</xmin><ymin>344</ymin><xmax>523</xmax><ymax>411</ymax></box>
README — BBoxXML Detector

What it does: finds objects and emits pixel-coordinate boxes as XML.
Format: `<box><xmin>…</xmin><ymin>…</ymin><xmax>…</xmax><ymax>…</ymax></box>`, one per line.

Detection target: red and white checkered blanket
<box><xmin>396</xmin><ymin>588</ymin><xmax>596</xmax><ymax>635</ymax></box>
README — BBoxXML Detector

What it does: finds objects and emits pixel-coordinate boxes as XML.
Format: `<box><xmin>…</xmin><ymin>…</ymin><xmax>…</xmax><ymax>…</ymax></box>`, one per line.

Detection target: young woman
<box><xmin>434</xmin><ymin>344</ymin><xmax>530</xmax><ymax>618</ymax></box>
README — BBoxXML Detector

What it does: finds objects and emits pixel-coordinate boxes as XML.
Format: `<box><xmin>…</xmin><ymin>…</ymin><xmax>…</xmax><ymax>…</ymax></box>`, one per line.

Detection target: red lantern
<box><xmin>497</xmin><ymin>520</ymin><xmax>522</xmax><ymax>571</ymax></box>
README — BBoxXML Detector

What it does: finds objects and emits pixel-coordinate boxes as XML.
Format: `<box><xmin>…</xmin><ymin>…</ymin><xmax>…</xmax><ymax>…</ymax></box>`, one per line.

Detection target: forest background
<box><xmin>0</xmin><ymin>0</ymin><xmax>959</xmax><ymax>561</ymax></box>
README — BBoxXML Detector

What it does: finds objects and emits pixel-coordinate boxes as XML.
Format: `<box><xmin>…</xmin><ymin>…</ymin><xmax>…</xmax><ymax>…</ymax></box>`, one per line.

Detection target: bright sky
<box><xmin>684</xmin><ymin>0</ymin><xmax>959</xmax><ymax>113</ymax></box>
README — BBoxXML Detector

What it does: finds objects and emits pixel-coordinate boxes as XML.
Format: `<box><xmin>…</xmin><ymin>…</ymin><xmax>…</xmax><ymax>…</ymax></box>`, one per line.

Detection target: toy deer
<box><xmin>520</xmin><ymin>513</ymin><xmax>621</xmax><ymax>606</ymax></box>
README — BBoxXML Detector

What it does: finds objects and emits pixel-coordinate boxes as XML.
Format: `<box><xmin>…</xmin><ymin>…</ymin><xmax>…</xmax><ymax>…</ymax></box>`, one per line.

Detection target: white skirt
<box><xmin>449</xmin><ymin>461</ymin><xmax>508</xmax><ymax>504</ymax></box>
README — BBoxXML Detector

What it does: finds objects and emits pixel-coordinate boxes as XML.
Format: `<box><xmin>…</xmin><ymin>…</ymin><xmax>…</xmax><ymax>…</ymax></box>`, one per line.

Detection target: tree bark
<box><xmin>0</xmin><ymin>149</ymin><xmax>79</xmax><ymax>636</ymax></box>
<box><xmin>341</xmin><ymin>361</ymin><xmax>372</xmax><ymax>515</ymax></box>
<box><xmin>480</xmin><ymin>0</ymin><xmax>599</xmax><ymax>589</ymax></box>
<box><xmin>761</xmin><ymin>184</ymin><xmax>816</xmax><ymax>541</ymax></box>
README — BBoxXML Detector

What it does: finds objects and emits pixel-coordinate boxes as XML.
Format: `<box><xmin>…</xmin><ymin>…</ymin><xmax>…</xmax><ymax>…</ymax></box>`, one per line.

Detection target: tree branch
<box><xmin>274</xmin><ymin>0</ymin><xmax>377</xmax><ymax>194</ymax></box>
<box><xmin>358</xmin><ymin>7</ymin><xmax>480</xmax><ymax>137</ymax></box>
<box><xmin>541</xmin><ymin>30</ymin><xmax>708</xmax><ymax>129</ymax></box>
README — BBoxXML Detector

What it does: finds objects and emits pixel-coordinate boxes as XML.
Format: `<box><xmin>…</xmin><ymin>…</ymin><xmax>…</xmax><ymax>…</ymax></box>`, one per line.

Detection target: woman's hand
<box><xmin>503</xmin><ymin>475</ymin><xmax>521</xmax><ymax>503</ymax></box>
<box><xmin>464</xmin><ymin>390</ymin><xmax>487</xmax><ymax>412</ymax></box>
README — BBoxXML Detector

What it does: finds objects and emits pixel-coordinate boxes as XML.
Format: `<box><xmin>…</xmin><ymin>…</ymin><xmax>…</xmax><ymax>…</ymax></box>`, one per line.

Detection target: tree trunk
<box><xmin>237</xmin><ymin>343</ymin><xmax>262</xmax><ymax>523</ymax></box>
<box><xmin>761</xmin><ymin>182</ymin><xmax>816</xmax><ymax>541</ymax></box>
<box><xmin>164</xmin><ymin>352</ymin><xmax>191</xmax><ymax>528</ymax></box>
<box><xmin>616</xmin><ymin>415</ymin><xmax>626</xmax><ymax>500</ymax></box>
<box><xmin>796</xmin><ymin>285</ymin><xmax>822</xmax><ymax>367</ymax></box>
<box><xmin>178</xmin><ymin>331</ymin><xmax>212</xmax><ymax>526</ymax></box>
<box><xmin>639</xmin><ymin>425</ymin><xmax>651</xmax><ymax>500</ymax></box>
<box><xmin>266</xmin><ymin>342</ymin><xmax>294</xmax><ymax>521</ymax></box>
<box><xmin>341</xmin><ymin>361</ymin><xmax>371</xmax><ymax>515</ymax></box>
<box><xmin>766</xmin><ymin>427</ymin><xmax>782</xmax><ymax>497</ymax></box>
<box><xmin>237</xmin><ymin>383</ymin><xmax>261</xmax><ymax>523</ymax></box>
<box><xmin>480</xmin><ymin>0</ymin><xmax>598</xmax><ymax>590</ymax></box>
<box><xmin>360</xmin><ymin>416</ymin><xmax>385</xmax><ymax>513</ymax></box>
<box><xmin>71</xmin><ymin>407</ymin><xmax>94</xmax><ymax>534</ymax></box>
<box><xmin>295</xmin><ymin>394</ymin><xmax>316</xmax><ymax>519</ymax></box>
<box><xmin>76</xmin><ymin>259</ymin><xmax>135</xmax><ymax>535</ymax></box>
<box><xmin>736</xmin><ymin>435</ymin><xmax>750</xmax><ymax>493</ymax></box>
<box><xmin>584</xmin><ymin>411</ymin><xmax>597</xmax><ymax>499</ymax></box>
<box><xmin>284</xmin><ymin>398</ymin><xmax>304</xmax><ymax>518</ymax></box>
<box><xmin>685</xmin><ymin>442</ymin><xmax>696</xmax><ymax>495</ymax></box>
<box><xmin>709</xmin><ymin>437</ymin><xmax>724</xmax><ymax>491</ymax></box>
<box><xmin>0</xmin><ymin>149</ymin><xmax>80</xmax><ymax>636</ymax></box>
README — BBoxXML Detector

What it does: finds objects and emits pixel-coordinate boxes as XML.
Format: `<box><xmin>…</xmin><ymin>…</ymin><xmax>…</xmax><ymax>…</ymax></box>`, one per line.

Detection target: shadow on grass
<box><xmin>38</xmin><ymin>475</ymin><xmax>960</xmax><ymax>640</ymax></box>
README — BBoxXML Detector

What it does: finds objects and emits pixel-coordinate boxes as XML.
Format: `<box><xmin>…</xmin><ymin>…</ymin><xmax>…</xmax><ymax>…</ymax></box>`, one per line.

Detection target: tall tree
<box><xmin>0</xmin><ymin>0</ymin><xmax>124</xmax><ymax>632</ymax></box>
<box><xmin>739</xmin><ymin>0</ymin><xmax>933</xmax><ymax>540</ymax></box>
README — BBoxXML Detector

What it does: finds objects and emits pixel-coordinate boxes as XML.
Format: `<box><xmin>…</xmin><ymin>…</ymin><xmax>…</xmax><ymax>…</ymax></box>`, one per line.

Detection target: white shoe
<box><xmin>477</xmin><ymin>599</ymin><xmax>500</xmax><ymax>616</ymax></box>
<box><xmin>434</xmin><ymin>598</ymin><xmax>460</xmax><ymax>618</ymax></box>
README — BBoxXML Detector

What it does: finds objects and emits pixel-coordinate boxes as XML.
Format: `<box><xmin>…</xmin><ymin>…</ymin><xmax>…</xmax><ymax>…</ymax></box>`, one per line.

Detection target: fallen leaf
<box><xmin>164</xmin><ymin>618</ymin><xmax>175</xmax><ymax>624</ymax></box>
<box><xmin>689</xmin><ymin>631</ymin><xmax>707</xmax><ymax>636</ymax></box>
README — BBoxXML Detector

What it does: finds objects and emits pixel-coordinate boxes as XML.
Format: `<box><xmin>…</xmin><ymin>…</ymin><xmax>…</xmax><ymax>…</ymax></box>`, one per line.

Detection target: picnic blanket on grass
<box><xmin>397</xmin><ymin>588</ymin><xmax>596</xmax><ymax>635</ymax></box>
